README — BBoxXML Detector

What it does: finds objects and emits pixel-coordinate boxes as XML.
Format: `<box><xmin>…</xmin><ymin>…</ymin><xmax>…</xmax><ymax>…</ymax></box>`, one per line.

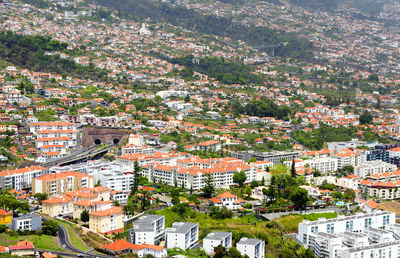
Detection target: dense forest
<box><xmin>93</xmin><ymin>0</ymin><xmax>314</xmax><ymax>60</ymax></box>
<box><xmin>230</xmin><ymin>99</ymin><xmax>291</xmax><ymax>120</ymax></box>
<box><xmin>169</xmin><ymin>55</ymin><xmax>264</xmax><ymax>85</ymax></box>
<box><xmin>0</xmin><ymin>31</ymin><xmax>107</xmax><ymax>80</ymax></box>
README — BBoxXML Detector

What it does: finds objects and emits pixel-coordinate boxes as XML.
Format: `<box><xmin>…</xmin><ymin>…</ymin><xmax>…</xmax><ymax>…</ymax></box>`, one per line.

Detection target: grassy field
<box><xmin>0</xmin><ymin>233</ymin><xmax>63</xmax><ymax>251</ymax></box>
<box><xmin>274</xmin><ymin>212</ymin><xmax>338</xmax><ymax>233</ymax></box>
<box><xmin>156</xmin><ymin>208</ymin><xmax>291</xmax><ymax>257</ymax></box>
<box><xmin>56</xmin><ymin>220</ymin><xmax>90</xmax><ymax>251</ymax></box>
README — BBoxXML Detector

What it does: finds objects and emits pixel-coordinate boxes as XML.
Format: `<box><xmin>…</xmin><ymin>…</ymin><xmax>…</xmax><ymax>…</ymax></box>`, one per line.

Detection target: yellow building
<box><xmin>72</xmin><ymin>200</ymin><xmax>112</xmax><ymax>220</ymax></box>
<box><xmin>89</xmin><ymin>207</ymin><xmax>123</xmax><ymax>234</ymax></box>
<box><xmin>42</xmin><ymin>195</ymin><xmax>73</xmax><ymax>217</ymax></box>
<box><xmin>0</xmin><ymin>209</ymin><xmax>12</xmax><ymax>225</ymax></box>
<box><xmin>32</xmin><ymin>171</ymin><xmax>94</xmax><ymax>196</ymax></box>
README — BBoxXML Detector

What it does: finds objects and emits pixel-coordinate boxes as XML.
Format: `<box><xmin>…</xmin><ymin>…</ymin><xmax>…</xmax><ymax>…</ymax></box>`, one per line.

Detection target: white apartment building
<box><xmin>298</xmin><ymin>212</ymin><xmax>398</xmax><ymax>258</ymax></box>
<box><xmin>116</xmin><ymin>152</ymin><xmax>180</xmax><ymax>169</ymax></box>
<box><xmin>128</xmin><ymin>134</ymin><xmax>145</xmax><ymax>146</ymax></box>
<box><xmin>286</xmin><ymin>157</ymin><xmax>338</xmax><ymax>175</ymax></box>
<box><xmin>110</xmin><ymin>191</ymin><xmax>129</xmax><ymax>205</ymax></box>
<box><xmin>334</xmin><ymin>152</ymin><xmax>363</xmax><ymax>169</ymax></box>
<box><xmin>355</xmin><ymin>160</ymin><xmax>397</xmax><ymax>178</ymax></box>
<box><xmin>122</xmin><ymin>144</ymin><xmax>155</xmax><ymax>155</ymax></box>
<box><xmin>297</xmin><ymin>212</ymin><xmax>395</xmax><ymax>245</ymax></box>
<box><xmin>203</xmin><ymin>231</ymin><xmax>232</xmax><ymax>255</ymax></box>
<box><xmin>305</xmin><ymin>157</ymin><xmax>338</xmax><ymax>175</ymax></box>
<box><xmin>341</xmin><ymin>241</ymin><xmax>400</xmax><ymax>258</ymax></box>
<box><xmin>128</xmin><ymin>215</ymin><xmax>165</xmax><ymax>245</ymax></box>
<box><xmin>50</xmin><ymin>161</ymin><xmax>134</xmax><ymax>193</ymax></box>
<box><xmin>142</xmin><ymin>160</ymin><xmax>254</xmax><ymax>190</ymax></box>
<box><xmin>36</xmin><ymin>129</ymin><xmax>77</xmax><ymax>140</ymax></box>
<box><xmin>0</xmin><ymin>165</ymin><xmax>48</xmax><ymax>190</ymax></box>
<box><xmin>236</xmin><ymin>237</ymin><xmax>265</xmax><ymax>258</ymax></box>
<box><xmin>29</xmin><ymin>122</ymin><xmax>77</xmax><ymax>134</ymax></box>
<box><xmin>35</xmin><ymin>136</ymin><xmax>75</xmax><ymax>150</ymax></box>
<box><xmin>165</xmin><ymin>222</ymin><xmax>199</xmax><ymax>250</ymax></box>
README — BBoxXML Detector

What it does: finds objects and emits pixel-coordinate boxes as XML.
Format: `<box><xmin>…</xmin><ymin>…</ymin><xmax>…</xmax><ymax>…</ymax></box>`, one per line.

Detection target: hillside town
<box><xmin>2</xmin><ymin>0</ymin><xmax>400</xmax><ymax>257</ymax></box>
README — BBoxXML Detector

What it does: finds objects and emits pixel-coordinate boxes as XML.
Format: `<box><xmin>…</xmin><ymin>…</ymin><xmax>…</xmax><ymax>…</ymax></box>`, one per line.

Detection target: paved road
<box><xmin>58</xmin><ymin>224</ymin><xmax>85</xmax><ymax>253</ymax></box>
<box><xmin>57</xmin><ymin>224</ymin><xmax>113</xmax><ymax>258</ymax></box>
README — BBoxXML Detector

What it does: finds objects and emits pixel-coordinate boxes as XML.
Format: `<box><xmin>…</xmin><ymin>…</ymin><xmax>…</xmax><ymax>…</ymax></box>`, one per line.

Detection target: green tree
<box><xmin>80</xmin><ymin>209</ymin><xmax>89</xmax><ymax>222</ymax></box>
<box><xmin>171</xmin><ymin>188</ymin><xmax>180</xmax><ymax>205</ymax></box>
<box><xmin>228</xmin><ymin>247</ymin><xmax>242</xmax><ymax>258</ymax></box>
<box><xmin>34</xmin><ymin>193</ymin><xmax>48</xmax><ymax>204</ymax></box>
<box><xmin>344</xmin><ymin>188</ymin><xmax>356</xmax><ymax>201</ymax></box>
<box><xmin>233</xmin><ymin>171</ymin><xmax>247</xmax><ymax>188</ymax></box>
<box><xmin>43</xmin><ymin>220</ymin><xmax>58</xmax><ymax>236</ymax></box>
<box><xmin>359</xmin><ymin>112</ymin><xmax>373</xmax><ymax>125</ymax></box>
<box><xmin>172</xmin><ymin>203</ymin><xmax>189</xmax><ymax>217</ymax></box>
<box><xmin>290</xmin><ymin>160</ymin><xmax>296</xmax><ymax>178</ymax></box>
<box><xmin>214</xmin><ymin>245</ymin><xmax>228</xmax><ymax>258</ymax></box>
<box><xmin>202</xmin><ymin>173</ymin><xmax>215</xmax><ymax>198</ymax></box>
<box><xmin>0</xmin><ymin>224</ymin><xmax>6</xmax><ymax>233</ymax></box>
<box><xmin>131</xmin><ymin>161</ymin><xmax>141</xmax><ymax>195</ymax></box>
<box><xmin>289</xmin><ymin>187</ymin><xmax>310</xmax><ymax>210</ymax></box>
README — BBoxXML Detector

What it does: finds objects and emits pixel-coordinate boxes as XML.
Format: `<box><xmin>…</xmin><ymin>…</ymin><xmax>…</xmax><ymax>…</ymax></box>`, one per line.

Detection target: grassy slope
<box><xmin>274</xmin><ymin>212</ymin><xmax>338</xmax><ymax>232</ymax></box>
<box><xmin>56</xmin><ymin>220</ymin><xmax>90</xmax><ymax>251</ymax></box>
<box><xmin>0</xmin><ymin>233</ymin><xmax>63</xmax><ymax>251</ymax></box>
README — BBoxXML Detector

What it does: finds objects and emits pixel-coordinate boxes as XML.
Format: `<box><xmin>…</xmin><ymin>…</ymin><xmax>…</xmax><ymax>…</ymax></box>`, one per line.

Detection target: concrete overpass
<box><xmin>43</xmin><ymin>144</ymin><xmax>114</xmax><ymax>168</ymax></box>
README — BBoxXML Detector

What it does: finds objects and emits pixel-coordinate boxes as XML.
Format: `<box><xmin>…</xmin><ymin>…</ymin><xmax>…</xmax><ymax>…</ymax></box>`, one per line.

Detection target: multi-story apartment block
<box><xmin>298</xmin><ymin>212</ymin><xmax>395</xmax><ymax>245</ymax></box>
<box><xmin>42</xmin><ymin>195</ymin><xmax>73</xmax><ymax>217</ymax></box>
<box><xmin>32</xmin><ymin>171</ymin><xmax>94</xmax><ymax>195</ymax></box>
<box><xmin>142</xmin><ymin>159</ymin><xmax>254</xmax><ymax>190</ymax></box>
<box><xmin>233</xmin><ymin>150</ymin><xmax>300</xmax><ymax>165</ymax></box>
<box><xmin>116</xmin><ymin>152</ymin><xmax>181</xmax><ymax>169</ymax></box>
<box><xmin>73</xmin><ymin>199</ymin><xmax>112</xmax><ymax>220</ymax></box>
<box><xmin>89</xmin><ymin>207</ymin><xmax>124</xmax><ymax>234</ymax></box>
<box><xmin>0</xmin><ymin>166</ymin><xmax>48</xmax><ymax>190</ymax></box>
<box><xmin>355</xmin><ymin>160</ymin><xmax>397</xmax><ymax>178</ymax></box>
<box><xmin>341</xmin><ymin>241</ymin><xmax>400</xmax><ymax>258</ymax></box>
<box><xmin>203</xmin><ymin>231</ymin><xmax>232</xmax><ymax>255</ymax></box>
<box><xmin>236</xmin><ymin>237</ymin><xmax>265</xmax><ymax>258</ymax></box>
<box><xmin>165</xmin><ymin>222</ymin><xmax>199</xmax><ymax>250</ymax></box>
<box><xmin>334</xmin><ymin>151</ymin><xmax>363</xmax><ymax>169</ymax></box>
<box><xmin>128</xmin><ymin>134</ymin><xmax>145</xmax><ymax>146</ymax></box>
<box><xmin>196</xmin><ymin>140</ymin><xmax>221</xmax><ymax>152</ymax></box>
<box><xmin>297</xmin><ymin>211</ymin><xmax>398</xmax><ymax>258</ymax></box>
<box><xmin>29</xmin><ymin>122</ymin><xmax>76</xmax><ymax>134</ymax></box>
<box><xmin>35</xmin><ymin>136</ymin><xmax>75</xmax><ymax>150</ymax></box>
<box><xmin>122</xmin><ymin>144</ymin><xmax>155</xmax><ymax>155</ymax></box>
<box><xmin>11</xmin><ymin>214</ymin><xmax>42</xmax><ymax>231</ymax></box>
<box><xmin>127</xmin><ymin>215</ymin><xmax>165</xmax><ymax>245</ymax></box>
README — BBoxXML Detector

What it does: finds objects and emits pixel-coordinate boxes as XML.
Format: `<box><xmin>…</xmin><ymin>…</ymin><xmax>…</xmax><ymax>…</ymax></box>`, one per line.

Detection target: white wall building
<box><xmin>297</xmin><ymin>211</ymin><xmax>397</xmax><ymax>258</ymax></box>
<box><xmin>128</xmin><ymin>215</ymin><xmax>165</xmax><ymax>245</ymax></box>
<box><xmin>355</xmin><ymin>160</ymin><xmax>397</xmax><ymax>178</ymax></box>
<box><xmin>236</xmin><ymin>237</ymin><xmax>265</xmax><ymax>258</ymax></box>
<box><xmin>203</xmin><ymin>231</ymin><xmax>232</xmax><ymax>255</ymax></box>
<box><xmin>165</xmin><ymin>222</ymin><xmax>199</xmax><ymax>250</ymax></box>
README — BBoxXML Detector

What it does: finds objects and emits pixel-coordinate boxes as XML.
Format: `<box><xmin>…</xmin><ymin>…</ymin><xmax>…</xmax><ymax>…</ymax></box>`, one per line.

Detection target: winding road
<box><xmin>57</xmin><ymin>224</ymin><xmax>113</xmax><ymax>258</ymax></box>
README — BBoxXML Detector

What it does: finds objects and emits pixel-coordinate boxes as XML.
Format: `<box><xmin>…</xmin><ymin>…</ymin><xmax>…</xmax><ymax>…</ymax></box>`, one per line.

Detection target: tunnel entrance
<box><xmin>113</xmin><ymin>138</ymin><xmax>120</xmax><ymax>144</ymax></box>
<box><xmin>94</xmin><ymin>139</ymin><xmax>102</xmax><ymax>145</ymax></box>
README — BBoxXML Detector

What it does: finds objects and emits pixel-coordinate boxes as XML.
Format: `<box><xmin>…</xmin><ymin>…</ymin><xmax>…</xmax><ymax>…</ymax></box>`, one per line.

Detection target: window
<box><xmin>327</xmin><ymin>223</ymin><xmax>334</xmax><ymax>234</ymax></box>
<box><xmin>311</xmin><ymin>226</ymin><xmax>318</xmax><ymax>233</ymax></box>
<box><xmin>365</xmin><ymin>218</ymin><xmax>372</xmax><ymax>228</ymax></box>
<box><xmin>346</xmin><ymin>221</ymin><xmax>353</xmax><ymax>231</ymax></box>
<box><xmin>383</xmin><ymin>215</ymin><xmax>390</xmax><ymax>225</ymax></box>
